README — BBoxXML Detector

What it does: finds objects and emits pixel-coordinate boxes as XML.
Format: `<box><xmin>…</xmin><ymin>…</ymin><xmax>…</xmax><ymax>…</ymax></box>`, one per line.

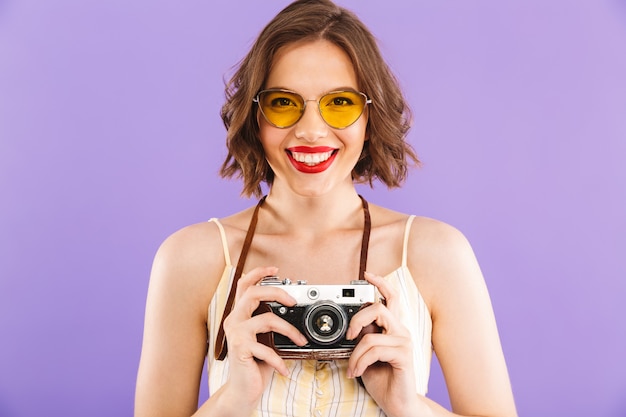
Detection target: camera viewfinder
<box><xmin>342</xmin><ymin>288</ymin><xmax>355</xmax><ymax>297</ymax></box>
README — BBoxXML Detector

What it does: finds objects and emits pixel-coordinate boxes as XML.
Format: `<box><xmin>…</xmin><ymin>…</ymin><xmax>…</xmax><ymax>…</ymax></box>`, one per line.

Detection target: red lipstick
<box><xmin>286</xmin><ymin>146</ymin><xmax>338</xmax><ymax>174</ymax></box>
<box><xmin>288</xmin><ymin>146</ymin><xmax>336</xmax><ymax>153</ymax></box>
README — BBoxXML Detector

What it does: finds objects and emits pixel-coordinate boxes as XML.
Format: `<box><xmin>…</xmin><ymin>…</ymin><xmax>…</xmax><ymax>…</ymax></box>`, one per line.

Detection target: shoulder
<box><xmin>149</xmin><ymin>205</ymin><xmax>259</xmax><ymax>300</ymax></box>
<box><xmin>367</xmin><ymin>203</ymin><xmax>465</xmax><ymax>246</ymax></box>
<box><xmin>367</xmin><ymin>203</ymin><xmax>412</xmax><ymax>231</ymax></box>
<box><xmin>408</xmin><ymin>216</ymin><xmax>473</xmax><ymax>257</ymax></box>
<box><xmin>366</xmin><ymin>202</ymin><xmax>472</xmax><ymax>259</ymax></box>
<box><xmin>153</xmin><ymin>204</ymin><xmax>257</xmax><ymax>274</ymax></box>
<box><xmin>147</xmin><ymin>221</ymin><xmax>231</xmax><ymax>318</ymax></box>
<box><xmin>405</xmin><ymin>216</ymin><xmax>484</xmax><ymax>317</ymax></box>
<box><xmin>153</xmin><ymin>221</ymin><xmax>224</xmax><ymax>276</ymax></box>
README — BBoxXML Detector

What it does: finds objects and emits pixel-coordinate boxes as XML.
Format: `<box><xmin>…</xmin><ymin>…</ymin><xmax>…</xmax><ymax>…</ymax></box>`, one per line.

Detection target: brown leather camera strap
<box><xmin>214</xmin><ymin>195</ymin><xmax>371</xmax><ymax>360</ymax></box>
<box><xmin>358</xmin><ymin>195</ymin><xmax>371</xmax><ymax>281</ymax></box>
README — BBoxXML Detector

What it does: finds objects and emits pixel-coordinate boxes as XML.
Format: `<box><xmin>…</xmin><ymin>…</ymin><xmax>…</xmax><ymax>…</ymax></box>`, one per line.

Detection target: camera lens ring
<box><xmin>302</xmin><ymin>300</ymin><xmax>348</xmax><ymax>346</ymax></box>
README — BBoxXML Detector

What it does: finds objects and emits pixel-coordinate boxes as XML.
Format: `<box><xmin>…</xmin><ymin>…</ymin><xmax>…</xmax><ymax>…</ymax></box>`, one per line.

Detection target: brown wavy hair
<box><xmin>220</xmin><ymin>0</ymin><xmax>419</xmax><ymax>197</ymax></box>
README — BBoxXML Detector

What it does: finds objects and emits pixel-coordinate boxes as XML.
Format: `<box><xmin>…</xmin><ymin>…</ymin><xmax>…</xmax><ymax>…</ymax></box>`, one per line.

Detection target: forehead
<box><xmin>266</xmin><ymin>40</ymin><xmax>359</xmax><ymax>94</ymax></box>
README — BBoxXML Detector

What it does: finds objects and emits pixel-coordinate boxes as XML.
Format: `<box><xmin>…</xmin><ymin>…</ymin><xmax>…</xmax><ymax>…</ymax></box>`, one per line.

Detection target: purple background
<box><xmin>1</xmin><ymin>1</ymin><xmax>625</xmax><ymax>416</ymax></box>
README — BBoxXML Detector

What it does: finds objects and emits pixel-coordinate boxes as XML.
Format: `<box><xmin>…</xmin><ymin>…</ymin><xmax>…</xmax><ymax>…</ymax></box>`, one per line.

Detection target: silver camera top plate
<box><xmin>260</xmin><ymin>276</ymin><xmax>377</xmax><ymax>304</ymax></box>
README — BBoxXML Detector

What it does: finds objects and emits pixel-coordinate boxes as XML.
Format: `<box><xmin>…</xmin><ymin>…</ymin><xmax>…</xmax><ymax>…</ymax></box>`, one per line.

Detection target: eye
<box><xmin>322</xmin><ymin>92</ymin><xmax>360</xmax><ymax>109</ymax></box>
<box><xmin>330</xmin><ymin>96</ymin><xmax>354</xmax><ymax>106</ymax></box>
<box><xmin>270</xmin><ymin>96</ymin><xmax>298</xmax><ymax>108</ymax></box>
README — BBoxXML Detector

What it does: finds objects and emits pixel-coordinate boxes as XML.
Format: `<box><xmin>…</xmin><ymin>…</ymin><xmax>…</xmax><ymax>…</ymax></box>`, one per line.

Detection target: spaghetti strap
<box><xmin>208</xmin><ymin>218</ymin><xmax>232</xmax><ymax>267</ymax></box>
<box><xmin>401</xmin><ymin>215</ymin><xmax>416</xmax><ymax>267</ymax></box>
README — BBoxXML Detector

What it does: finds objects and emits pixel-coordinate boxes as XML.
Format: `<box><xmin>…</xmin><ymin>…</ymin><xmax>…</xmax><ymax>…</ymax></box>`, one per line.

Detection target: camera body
<box><xmin>255</xmin><ymin>276</ymin><xmax>379</xmax><ymax>360</ymax></box>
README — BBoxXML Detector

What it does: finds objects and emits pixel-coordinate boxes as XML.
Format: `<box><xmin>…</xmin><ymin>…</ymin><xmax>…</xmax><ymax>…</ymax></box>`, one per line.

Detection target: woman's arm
<box><xmin>347</xmin><ymin>217</ymin><xmax>517</xmax><ymax>417</ymax></box>
<box><xmin>134</xmin><ymin>223</ymin><xmax>224</xmax><ymax>417</ymax></box>
<box><xmin>135</xmin><ymin>222</ymin><xmax>308</xmax><ymax>417</ymax></box>
<box><xmin>410</xmin><ymin>218</ymin><xmax>517</xmax><ymax>417</ymax></box>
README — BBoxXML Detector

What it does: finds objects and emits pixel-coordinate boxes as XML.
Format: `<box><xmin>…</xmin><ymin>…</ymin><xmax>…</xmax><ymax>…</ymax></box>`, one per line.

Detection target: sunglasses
<box><xmin>253</xmin><ymin>89</ymin><xmax>372</xmax><ymax>129</ymax></box>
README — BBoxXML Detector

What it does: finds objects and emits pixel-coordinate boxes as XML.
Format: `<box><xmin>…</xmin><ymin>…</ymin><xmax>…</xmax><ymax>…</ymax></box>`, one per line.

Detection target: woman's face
<box><xmin>258</xmin><ymin>39</ymin><xmax>368</xmax><ymax>198</ymax></box>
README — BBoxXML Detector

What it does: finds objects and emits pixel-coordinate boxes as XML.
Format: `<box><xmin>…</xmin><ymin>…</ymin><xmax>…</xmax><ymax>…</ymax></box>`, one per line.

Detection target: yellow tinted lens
<box><xmin>259</xmin><ymin>91</ymin><xmax>304</xmax><ymax>127</ymax></box>
<box><xmin>319</xmin><ymin>91</ymin><xmax>367</xmax><ymax>128</ymax></box>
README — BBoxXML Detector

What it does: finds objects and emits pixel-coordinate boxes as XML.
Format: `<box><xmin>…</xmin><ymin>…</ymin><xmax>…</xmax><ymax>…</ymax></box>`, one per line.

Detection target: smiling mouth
<box><xmin>286</xmin><ymin>146</ymin><xmax>338</xmax><ymax>173</ymax></box>
<box><xmin>289</xmin><ymin>150</ymin><xmax>334</xmax><ymax>166</ymax></box>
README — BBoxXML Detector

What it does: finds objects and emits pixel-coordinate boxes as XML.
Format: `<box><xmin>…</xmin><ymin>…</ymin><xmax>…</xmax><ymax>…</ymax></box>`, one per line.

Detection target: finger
<box><xmin>346</xmin><ymin>302</ymin><xmax>395</xmax><ymax>340</ymax></box>
<box><xmin>224</xmin><ymin>312</ymin><xmax>308</xmax><ymax>362</ymax></box>
<box><xmin>225</xmin><ymin>313</ymin><xmax>307</xmax><ymax>377</ymax></box>
<box><xmin>235</xmin><ymin>266</ymin><xmax>279</xmax><ymax>302</ymax></box>
<box><xmin>247</xmin><ymin>312</ymin><xmax>308</xmax><ymax>347</ymax></box>
<box><xmin>364</xmin><ymin>271</ymin><xmax>402</xmax><ymax>317</ymax></box>
<box><xmin>348</xmin><ymin>333</ymin><xmax>412</xmax><ymax>377</ymax></box>
<box><xmin>236</xmin><ymin>340</ymin><xmax>291</xmax><ymax>377</ymax></box>
<box><xmin>230</xmin><ymin>286</ymin><xmax>299</xmax><ymax>319</ymax></box>
<box><xmin>225</xmin><ymin>311</ymin><xmax>304</xmax><ymax>344</ymax></box>
<box><xmin>349</xmin><ymin>345</ymin><xmax>394</xmax><ymax>378</ymax></box>
<box><xmin>351</xmin><ymin>332</ymin><xmax>410</xmax><ymax>361</ymax></box>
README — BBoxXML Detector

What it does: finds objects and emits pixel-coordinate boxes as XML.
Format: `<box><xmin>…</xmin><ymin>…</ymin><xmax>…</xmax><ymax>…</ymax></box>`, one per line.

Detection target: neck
<box><xmin>261</xmin><ymin>185</ymin><xmax>364</xmax><ymax>235</ymax></box>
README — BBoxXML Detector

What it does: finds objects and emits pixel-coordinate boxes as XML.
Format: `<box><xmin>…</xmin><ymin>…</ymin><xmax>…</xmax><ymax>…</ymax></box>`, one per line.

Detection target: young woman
<box><xmin>135</xmin><ymin>1</ymin><xmax>517</xmax><ymax>416</ymax></box>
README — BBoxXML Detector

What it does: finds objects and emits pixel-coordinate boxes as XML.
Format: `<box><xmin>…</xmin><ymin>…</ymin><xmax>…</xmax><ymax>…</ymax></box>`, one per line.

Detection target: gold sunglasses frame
<box><xmin>253</xmin><ymin>89</ymin><xmax>372</xmax><ymax>129</ymax></box>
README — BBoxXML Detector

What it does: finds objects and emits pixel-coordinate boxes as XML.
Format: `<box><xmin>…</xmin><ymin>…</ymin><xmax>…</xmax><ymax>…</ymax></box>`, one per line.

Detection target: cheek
<box><xmin>348</xmin><ymin>120</ymin><xmax>369</xmax><ymax>147</ymax></box>
<box><xmin>257</xmin><ymin>122</ymin><xmax>286</xmax><ymax>157</ymax></box>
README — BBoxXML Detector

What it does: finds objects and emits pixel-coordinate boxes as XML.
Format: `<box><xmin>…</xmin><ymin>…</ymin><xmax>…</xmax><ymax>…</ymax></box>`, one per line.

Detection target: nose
<box><xmin>294</xmin><ymin>100</ymin><xmax>328</xmax><ymax>142</ymax></box>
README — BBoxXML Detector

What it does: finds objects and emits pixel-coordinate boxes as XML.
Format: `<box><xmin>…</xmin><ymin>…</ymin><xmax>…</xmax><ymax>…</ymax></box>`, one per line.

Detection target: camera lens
<box><xmin>315</xmin><ymin>314</ymin><xmax>334</xmax><ymax>333</ymax></box>
<box><xmin>303</xmin><ymin>301</ymin><xmax>347</xmax><ymax>345</ymax></box>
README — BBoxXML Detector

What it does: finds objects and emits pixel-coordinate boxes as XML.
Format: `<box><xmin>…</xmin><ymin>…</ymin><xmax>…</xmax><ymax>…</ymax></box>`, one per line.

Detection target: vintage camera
<box><xmin>255</xmin><ymin>276</ymin><xmax>379</xmax><ymax>360</ymax></box>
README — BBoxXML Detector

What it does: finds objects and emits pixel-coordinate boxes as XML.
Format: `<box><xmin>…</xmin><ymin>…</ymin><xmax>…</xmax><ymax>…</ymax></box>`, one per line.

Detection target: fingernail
<box><xmin>345</xmin><ymin>328</ymin><xmax>354</xmax><ymax>340</ymax></box>
<box><xmin>347</xmin><ymin>369</ymin><xmax>354</xmax><ymax>379</ymax></box>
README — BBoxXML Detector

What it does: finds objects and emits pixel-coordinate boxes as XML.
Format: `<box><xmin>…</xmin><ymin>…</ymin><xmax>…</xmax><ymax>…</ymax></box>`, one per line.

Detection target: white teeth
<box><xmin>291</xmin><ymin>151</ymin><xmax>333</xmax><ymax>166</ymax></box>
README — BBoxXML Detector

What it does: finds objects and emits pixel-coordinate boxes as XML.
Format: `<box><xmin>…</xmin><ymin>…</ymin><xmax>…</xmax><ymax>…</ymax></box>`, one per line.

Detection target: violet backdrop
<box><xmin>1</xmin><ymin>1</ymin><xmax>625</xmax><ymax>416</ymax></box>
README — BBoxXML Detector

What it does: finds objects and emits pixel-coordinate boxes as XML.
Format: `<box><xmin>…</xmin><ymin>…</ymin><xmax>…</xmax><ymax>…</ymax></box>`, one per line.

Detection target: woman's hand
<box><xmin>218</xmin><ymin>266</ymin><xmax>308</xmax><ymax>411</ymax></box>
<box><xmin>346</xmin><ymin>272</ymin><xmax>423</xmax><ymax>417</ymax></box>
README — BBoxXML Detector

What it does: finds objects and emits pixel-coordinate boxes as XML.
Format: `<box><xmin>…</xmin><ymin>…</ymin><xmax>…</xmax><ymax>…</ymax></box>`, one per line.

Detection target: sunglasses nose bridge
<box><xmin>301</xmin><ymin>98</ymin><xmax>321</xmax><ymax>118</ymax></box>
<box><xmin>294</xmin><ymin>98</ymin><xmax>329</xmax><ymax>141</ymax></box>
<box><xmin>296</xmin><ymin>98</ymin><xmax>325</xmax><ymax>123</ymax></box>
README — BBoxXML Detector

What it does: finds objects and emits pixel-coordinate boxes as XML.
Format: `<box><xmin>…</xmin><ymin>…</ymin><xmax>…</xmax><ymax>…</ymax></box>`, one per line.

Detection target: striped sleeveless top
<box><xmin>206</xmin><ymin>215</ymin><xmax>432</xmax><ymax>416</ymax></box>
